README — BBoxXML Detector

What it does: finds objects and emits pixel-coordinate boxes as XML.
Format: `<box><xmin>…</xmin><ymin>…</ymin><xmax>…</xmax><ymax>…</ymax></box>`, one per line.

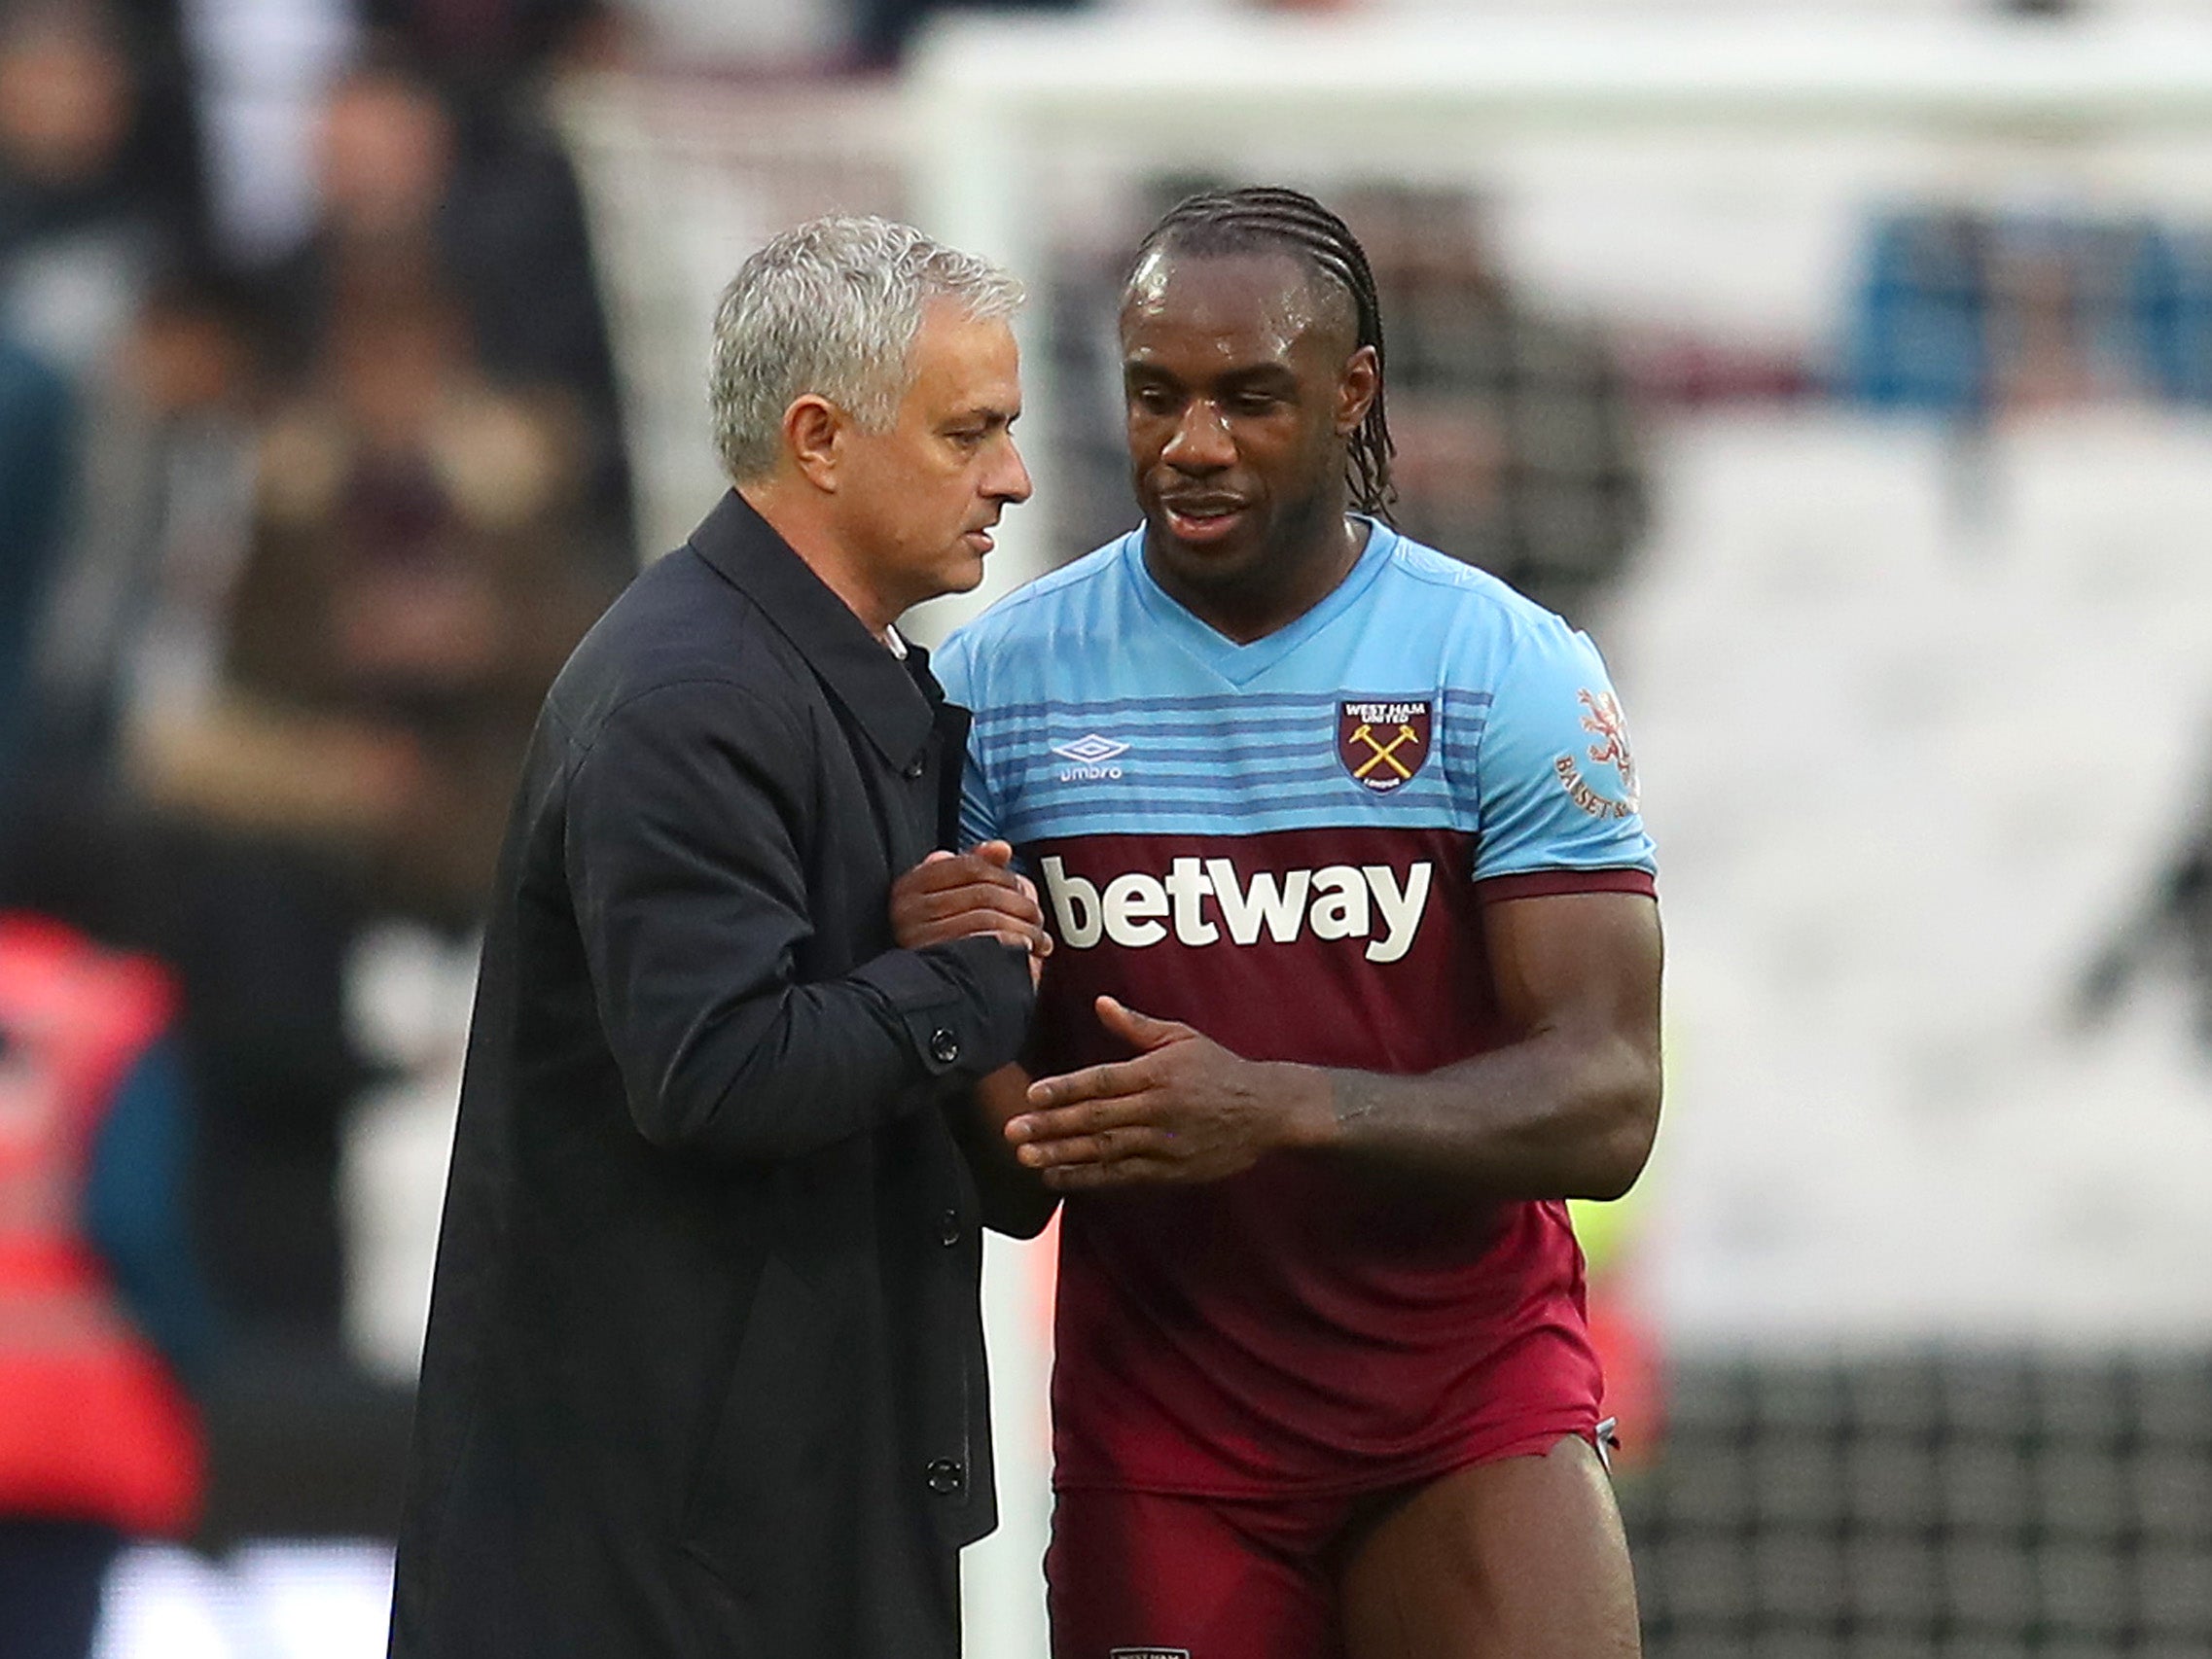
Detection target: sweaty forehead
<box><xmin>1121</xmin><ymin>245</ymin><xmax>1356</xmax><ymax>362</ymax></box>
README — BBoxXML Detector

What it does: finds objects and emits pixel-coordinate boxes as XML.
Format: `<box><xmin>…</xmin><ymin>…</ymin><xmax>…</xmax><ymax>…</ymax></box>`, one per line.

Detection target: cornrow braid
<box><xmin>1131</xmin><ymin>185</ymin><xmax>1397</xmax><ymax>519</ymax></box>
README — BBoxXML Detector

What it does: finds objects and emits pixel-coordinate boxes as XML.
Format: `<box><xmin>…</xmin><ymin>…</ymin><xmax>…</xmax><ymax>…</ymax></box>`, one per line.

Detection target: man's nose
<box><xmin>1162</xmin><ymin>400</ymin><xmax>1234</xmax><ymax>472</ymax></box>
<box><xmin>988</xmin><ymin>434</ymin><xmax>1034</xmax><ymax>505</ymax></box>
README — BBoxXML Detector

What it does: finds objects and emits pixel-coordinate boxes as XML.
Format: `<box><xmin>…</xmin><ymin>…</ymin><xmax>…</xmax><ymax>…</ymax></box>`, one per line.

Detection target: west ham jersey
<box><xmin>935</xmin><ymin>520</ymin><xmax>1657</xmax><ymax>1498</ymax></box>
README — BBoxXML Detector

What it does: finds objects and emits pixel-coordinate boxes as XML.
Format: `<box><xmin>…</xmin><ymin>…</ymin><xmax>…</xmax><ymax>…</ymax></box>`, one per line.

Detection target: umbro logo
<box><xmin>1052</xmin><ymin>734</ymin><xmax>1130</xmax><ymax>765</ymax></box>
<box><xmin>1052</xmin><ymin>733</ymin><xmax>1129</xmax><ymax>781</ymax></box>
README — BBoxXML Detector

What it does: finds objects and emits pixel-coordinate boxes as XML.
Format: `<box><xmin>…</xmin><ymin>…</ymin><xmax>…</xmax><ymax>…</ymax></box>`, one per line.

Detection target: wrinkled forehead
<box><xmin>1120</xmin><ymin>245</ymin><xmax>1355</xmax><ymax>364</ymax></box>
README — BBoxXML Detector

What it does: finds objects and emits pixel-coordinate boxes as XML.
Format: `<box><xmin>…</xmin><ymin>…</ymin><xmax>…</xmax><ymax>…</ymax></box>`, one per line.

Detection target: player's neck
<box><xmin>1156</xmin><ymin>511</ymin><xmax>1369</xmax><ymax>647</ymax></box>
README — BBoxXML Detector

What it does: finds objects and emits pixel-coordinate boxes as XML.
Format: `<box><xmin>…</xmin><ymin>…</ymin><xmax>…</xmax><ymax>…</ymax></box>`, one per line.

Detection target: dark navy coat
<box><xmin>388</xmin><ymin>492</ymin><xmax>1033</xmax><ymax>1659</ymax></box>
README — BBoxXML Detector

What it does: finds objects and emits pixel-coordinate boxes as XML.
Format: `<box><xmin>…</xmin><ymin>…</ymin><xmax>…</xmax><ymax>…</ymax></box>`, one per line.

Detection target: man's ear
<box><xmin>1336</xmin><ymin>344</ymin><xmax>1380</xmax><ymax>437</ymax></box>
<box><xmin>783</xmin><ymin>395</ymin><xmax>844</xmax><ymax>491</ymax></box>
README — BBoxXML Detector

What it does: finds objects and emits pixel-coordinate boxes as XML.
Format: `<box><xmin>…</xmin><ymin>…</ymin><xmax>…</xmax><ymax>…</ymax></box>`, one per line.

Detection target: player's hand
<box><xmin>892</xmin><ymin>841</ymin><xmax>1052</xmax><ymax>982</ymax></box>
<box><xmin>1008</xmin><ymin>997</ymin><xmax>1334</xmax><ymax>1190</ymax></box>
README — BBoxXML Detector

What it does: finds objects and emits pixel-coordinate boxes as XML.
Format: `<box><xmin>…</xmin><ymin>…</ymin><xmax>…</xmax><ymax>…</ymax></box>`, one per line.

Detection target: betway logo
<box><xmin>1040</xmin><ymin>856</ymin><xmax>1432</xmax><ymax>965</ymax></box>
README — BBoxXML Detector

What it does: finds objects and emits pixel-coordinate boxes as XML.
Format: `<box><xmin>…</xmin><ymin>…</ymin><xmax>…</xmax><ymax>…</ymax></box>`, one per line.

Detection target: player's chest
<box><xmin>978</xmin><ymin>686</ymin><xmax>1489</xmax><ymax>847</ymax></box>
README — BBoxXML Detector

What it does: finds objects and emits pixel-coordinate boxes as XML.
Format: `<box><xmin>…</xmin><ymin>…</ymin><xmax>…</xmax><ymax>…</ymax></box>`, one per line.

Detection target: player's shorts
<box><xmin>1045</xmin><ymin>1421</ymin><xmax>1617</xmax><ymax>1659</ymax></box>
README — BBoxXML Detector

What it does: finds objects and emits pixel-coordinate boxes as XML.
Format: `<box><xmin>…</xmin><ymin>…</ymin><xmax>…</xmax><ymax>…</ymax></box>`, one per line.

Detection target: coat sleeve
<box><xmin>563</xmin><ymin>678</ymin><xmax>1034</xmax><ymax>1162</ymax></box>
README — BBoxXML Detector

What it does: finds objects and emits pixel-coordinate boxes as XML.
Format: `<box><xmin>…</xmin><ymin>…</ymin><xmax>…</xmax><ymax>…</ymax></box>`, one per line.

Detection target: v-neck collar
<box><xmin>687</xmin><ymin>490</ymin><xmax>938</xmax><ymax>765</ymax></box>
<box><xmin>1125</xmin><ymin>517</ymin><xmax>1398</xmax><ymax>687</ymax></box>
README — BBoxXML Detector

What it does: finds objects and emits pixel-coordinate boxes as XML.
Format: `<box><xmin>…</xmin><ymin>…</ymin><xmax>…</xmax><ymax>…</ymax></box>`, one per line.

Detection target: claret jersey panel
<box><xmin>934</xmin><ymin>522</ymin><xmax>1657</xmax><ymax>1499</ymax></box>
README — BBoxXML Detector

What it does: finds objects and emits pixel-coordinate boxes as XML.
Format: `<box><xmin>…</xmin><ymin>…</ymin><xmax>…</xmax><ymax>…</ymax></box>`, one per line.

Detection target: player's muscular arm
<box><xmin>1012</xmin><ymin>891</ymin><xmax>1661</xmax><ymax>1201</ymax></box>
<box><xmin>1321</xmin><ymin>891</ymin><xmax>1662</xmax><ymax>1198</ymax></box>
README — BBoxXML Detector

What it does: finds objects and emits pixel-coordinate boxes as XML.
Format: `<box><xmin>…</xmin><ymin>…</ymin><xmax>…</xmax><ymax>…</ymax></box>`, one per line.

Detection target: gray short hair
<box><xmin>708</xmin><ymin>215</ymin><xmax>1024</xmax><ymax>483</ymax></box>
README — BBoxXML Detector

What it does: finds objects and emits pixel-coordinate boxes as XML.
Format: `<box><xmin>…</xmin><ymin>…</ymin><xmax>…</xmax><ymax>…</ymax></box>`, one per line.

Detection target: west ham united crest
<box><xmin>1338</xmin><ymin>697</ymin><xmax>1432</xmax><ymax>794</ymax></box>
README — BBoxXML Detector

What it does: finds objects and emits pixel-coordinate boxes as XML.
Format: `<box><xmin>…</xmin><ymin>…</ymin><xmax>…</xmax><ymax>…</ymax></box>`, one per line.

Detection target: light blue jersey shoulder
<box><xmin>933</xmin><ymin>523</ymin><xmax>1656</xmax><ymax>884</ymax></box>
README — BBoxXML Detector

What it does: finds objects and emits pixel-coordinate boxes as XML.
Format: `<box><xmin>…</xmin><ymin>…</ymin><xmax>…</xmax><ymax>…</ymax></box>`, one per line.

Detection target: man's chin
<box><xmin>1145</xmin><ymin>515</ymin><xmax>1266</xmax><ymax>582</ymax></box>
<box><xmin>932</xmin><ymin>549</ymin><xmax>988</xmax><ymax>598</ymax></box>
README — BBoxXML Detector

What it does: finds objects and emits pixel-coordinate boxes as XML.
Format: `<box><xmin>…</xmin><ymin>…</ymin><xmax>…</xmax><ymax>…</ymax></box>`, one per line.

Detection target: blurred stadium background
<box><xmin>3</xmin><ymin>2</ymin><xmax>2210</xmax><ymax>1656</ymax></box>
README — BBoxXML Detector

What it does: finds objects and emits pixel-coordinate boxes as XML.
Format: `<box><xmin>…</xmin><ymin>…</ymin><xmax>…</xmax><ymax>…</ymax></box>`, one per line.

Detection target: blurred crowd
<box><xmin>0</xmin><ymin>2</ymin><xmax>629</xmax><ymax>1637</ymax></box>
<box><xmin>0</xmin><ymin>0</ymin><xmax>640</xmax><ymax>1394</ymax></box>
<box><xmin>1845</xmin><ymin>205</ymin><xmax>2212</xmax><ymax>415</ymax></box>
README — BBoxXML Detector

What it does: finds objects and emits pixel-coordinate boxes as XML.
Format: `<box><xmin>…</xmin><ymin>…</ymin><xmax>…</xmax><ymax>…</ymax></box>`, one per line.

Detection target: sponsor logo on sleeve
<box><xmin>1553</xmin><ymin>688</ymin><xmax>1640</xmax><ymax>819</ymax></box>
<box><xmin>1338</xmin><ymin>697</ymin><xmax>1432</xmax><ymax>794</ymax></box>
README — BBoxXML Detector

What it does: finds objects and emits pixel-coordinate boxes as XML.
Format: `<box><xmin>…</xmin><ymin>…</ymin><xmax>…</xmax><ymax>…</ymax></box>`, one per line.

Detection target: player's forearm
<box><xmin>1299</xmin><ymin>1027</ymin><xmax>1660</xmax><ymax>1202</ymax></box>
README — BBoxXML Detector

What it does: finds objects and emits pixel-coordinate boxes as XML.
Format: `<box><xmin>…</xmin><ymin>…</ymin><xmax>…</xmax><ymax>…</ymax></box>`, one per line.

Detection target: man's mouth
<box><xmin>963</xmin><ymin>525</ymin><xmax>997</xmax><ymax>554</ymax></box>
<box><xmin>1160</xmin><ymin>496</ymin><xmax>1249</xmax><ymax>544</ymax></box>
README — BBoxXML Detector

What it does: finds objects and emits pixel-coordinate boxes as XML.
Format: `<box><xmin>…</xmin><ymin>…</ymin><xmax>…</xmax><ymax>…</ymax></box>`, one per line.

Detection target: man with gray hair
<box><xmin>388</xmin><ymin>216</ymin><xmax>1047</xmax><ymax>1659</ymax></box>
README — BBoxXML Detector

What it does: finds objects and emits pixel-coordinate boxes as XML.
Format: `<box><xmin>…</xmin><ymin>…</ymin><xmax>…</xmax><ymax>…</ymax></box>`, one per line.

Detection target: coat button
<box><xmin>928</xmin><ymin>1028</ymin><xmax>960</xmax><ymax>1066</ymax></box>
<box><xmin>903</xmin><ymin>757</ymin><xmax>926</xmax><ymax>780</ymax></box>
<box><xmin>938</xmin><ymin>1210</ymin><xmax>962</xmax><ymax>1248</ymax></box>
<box><xmin>925</xmin><ymin>1457</ymin><xmax>965</xmax><ymax>1497</ymax></box>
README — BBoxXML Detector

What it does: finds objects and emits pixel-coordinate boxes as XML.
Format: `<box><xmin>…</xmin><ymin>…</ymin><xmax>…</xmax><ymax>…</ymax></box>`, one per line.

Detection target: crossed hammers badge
<box><xmin>1338</xmin><ymin>698</ymin><xmax>1433</xmax><ymax>794</ymax></box>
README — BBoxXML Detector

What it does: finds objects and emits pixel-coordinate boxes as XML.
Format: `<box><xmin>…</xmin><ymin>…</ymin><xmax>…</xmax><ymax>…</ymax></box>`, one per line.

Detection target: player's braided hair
<box><xmin>1132</xmin><ymin>185</ymin><xmax>1397</xmax><ymax>519</ymax></box>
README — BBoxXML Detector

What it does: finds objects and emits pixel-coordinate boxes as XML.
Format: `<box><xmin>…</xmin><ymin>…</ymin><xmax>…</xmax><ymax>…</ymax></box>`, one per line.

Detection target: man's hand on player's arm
<box><xmin>1012</xmin><ymin>890</ymin><xmax>1661</xmax><ymax>1201</ymax></box>
<box><xmin>891</xmin><ymin>841</ymin><xmax>1058</xmax><ymax>1234</ymax></box>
